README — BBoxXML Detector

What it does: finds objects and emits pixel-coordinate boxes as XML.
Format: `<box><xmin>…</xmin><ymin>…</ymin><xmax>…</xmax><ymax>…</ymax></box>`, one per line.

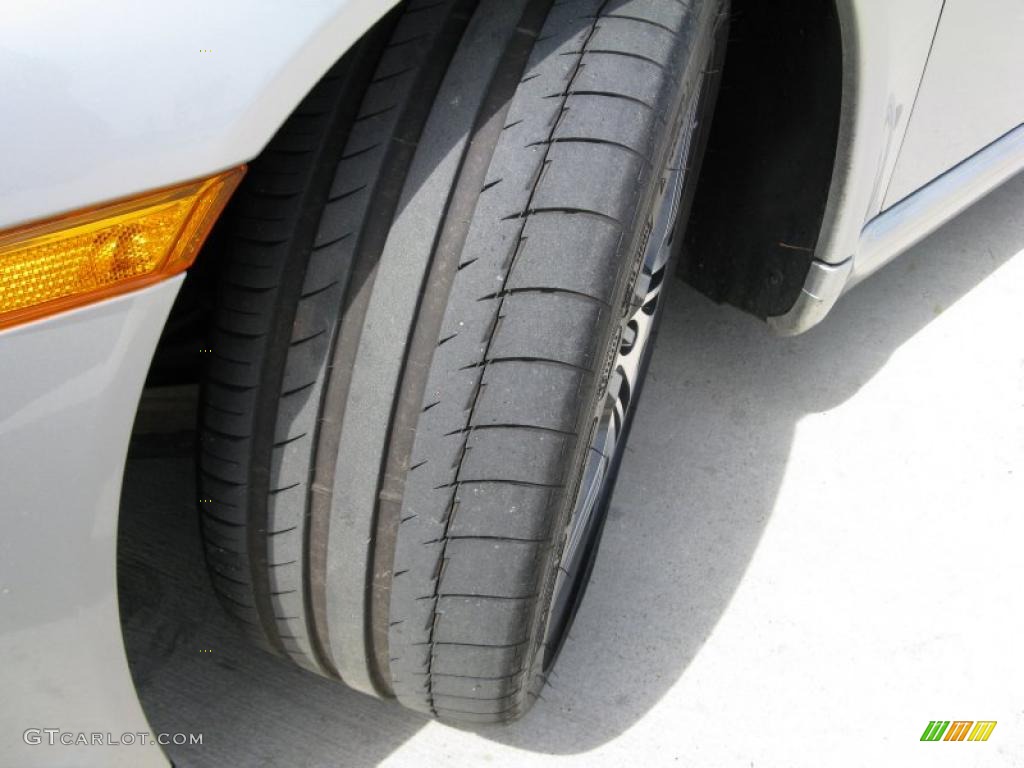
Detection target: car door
<box><xmin>882</xmin><ymin>0</ymin><xmax>1024</xmax><ymax>207</ymax></box>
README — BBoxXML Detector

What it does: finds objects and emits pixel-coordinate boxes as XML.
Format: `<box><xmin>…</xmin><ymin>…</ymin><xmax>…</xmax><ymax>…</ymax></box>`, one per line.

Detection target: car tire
<box><xmin>199</xmin><ymin>0</ymin><xmax>727</xmax><ymax>724</ymax></box>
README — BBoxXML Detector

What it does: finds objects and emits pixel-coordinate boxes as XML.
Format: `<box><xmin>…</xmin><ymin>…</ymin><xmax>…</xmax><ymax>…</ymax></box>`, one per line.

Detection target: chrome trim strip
<box><xmin>769</xmin><ymin>122</ymin><xmax>1024</xmax><ymax>334</ymax></box>
<box><xmin>850</xmin><ymin>122</ymin><xmax>1024</xmax><ymax>288</ymax></box>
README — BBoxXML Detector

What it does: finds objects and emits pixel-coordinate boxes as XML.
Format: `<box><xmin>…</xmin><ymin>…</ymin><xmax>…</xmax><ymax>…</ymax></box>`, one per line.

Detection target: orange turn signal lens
<box><xmin>0</xmin><ymin>166</ymin><xmax>245</xmax><ymax>330</ymax></box>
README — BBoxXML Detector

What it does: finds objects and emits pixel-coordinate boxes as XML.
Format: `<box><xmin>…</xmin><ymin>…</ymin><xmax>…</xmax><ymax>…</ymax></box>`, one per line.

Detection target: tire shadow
<box><xmin>483</xmin><ymin>172</ymin><xmax>1024</xmax><ymax>752</ymax></box>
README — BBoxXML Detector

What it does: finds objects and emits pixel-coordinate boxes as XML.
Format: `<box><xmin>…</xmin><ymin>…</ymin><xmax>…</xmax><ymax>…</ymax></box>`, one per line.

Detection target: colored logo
<box><xmin>921</xmin><ymin>721</ymin><xmax>997</xmax><ymax>742</ymax></box>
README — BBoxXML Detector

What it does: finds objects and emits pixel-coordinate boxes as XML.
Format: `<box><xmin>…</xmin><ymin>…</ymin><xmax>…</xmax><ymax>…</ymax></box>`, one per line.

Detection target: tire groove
<box><xmin>417</xmin><ymin>0</ymin><xmax>609</xmax><ymax>718</ymax></box>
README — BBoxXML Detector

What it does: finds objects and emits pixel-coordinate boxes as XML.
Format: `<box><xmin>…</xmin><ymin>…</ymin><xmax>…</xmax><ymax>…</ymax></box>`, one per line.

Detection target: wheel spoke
<box><xmin>546</xmin><ymin>74</ymin><xmax>708</xmax><ymax>663</ymax></box>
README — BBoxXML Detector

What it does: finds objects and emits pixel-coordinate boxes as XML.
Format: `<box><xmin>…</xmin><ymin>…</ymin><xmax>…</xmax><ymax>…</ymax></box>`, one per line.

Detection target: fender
<box><xmin>680</xmin><ymin>0</ymin><xmax>948</xmax><ymax>334</ymax></box>
<box><xmin>771</xmin><ymin>0</ymin><xmax>1024</xmax><ymax>333</ymax></box>
<box><xmin>0</xmin><ymin>0</ymin><xmax>399</xmax><ymax>230</ymax></box>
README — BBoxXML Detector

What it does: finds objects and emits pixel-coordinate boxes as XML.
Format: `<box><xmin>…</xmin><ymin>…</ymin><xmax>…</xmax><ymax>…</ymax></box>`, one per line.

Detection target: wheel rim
<box><xmin>543</xmin><ymin>74</ymin><xmax>706</xmax><ymax>668</ymax></box>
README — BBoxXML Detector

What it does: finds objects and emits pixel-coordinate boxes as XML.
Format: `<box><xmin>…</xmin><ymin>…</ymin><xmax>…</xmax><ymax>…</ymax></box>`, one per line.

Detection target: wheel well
<box><xmin>678</xmin><ymin>0</ymin><xmax>844</xmax><ymax>319</ymax></box>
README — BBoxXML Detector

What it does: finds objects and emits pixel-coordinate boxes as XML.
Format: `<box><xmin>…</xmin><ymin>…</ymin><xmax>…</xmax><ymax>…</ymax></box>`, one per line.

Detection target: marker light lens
<box><xmin>0</xmin><ymin>167</ymin><xmax>244</xmax><ymax>329</ymax></box>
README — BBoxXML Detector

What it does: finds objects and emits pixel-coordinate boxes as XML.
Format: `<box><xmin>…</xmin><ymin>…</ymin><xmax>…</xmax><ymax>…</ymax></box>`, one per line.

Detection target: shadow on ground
<box><xmin>119</xmin><ymin>174</ymin><xmax>1024</xmax><ymax>764</ymax></box>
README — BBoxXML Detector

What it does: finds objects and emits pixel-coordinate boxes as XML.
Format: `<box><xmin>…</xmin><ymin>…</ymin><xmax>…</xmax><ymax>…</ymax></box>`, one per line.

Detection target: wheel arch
<box><xmin>0</xmin><ymin>0</ymin><xmax>403</xmax><ymax>231</ymax></box>
<box><xmin>677</xmin><ymin>0</ymin><xmax>846</xmax><ymax>320</ymax></box>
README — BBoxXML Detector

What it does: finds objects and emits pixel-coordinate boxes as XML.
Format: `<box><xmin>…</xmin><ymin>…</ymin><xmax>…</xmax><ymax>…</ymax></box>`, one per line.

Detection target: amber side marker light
<box><xmin>0</xmin><ymin>166</ymin><xmax>245</xmax><ymax>330</ymax></box>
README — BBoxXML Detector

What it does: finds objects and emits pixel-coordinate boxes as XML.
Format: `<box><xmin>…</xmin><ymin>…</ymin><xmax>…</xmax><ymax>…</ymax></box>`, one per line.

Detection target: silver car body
<box><xmin>0</xmin><ymin>1</ymin><xmax>1021</xmax><ymax>764</ymax></box>
<box><xmin>773</xmin><ymin>0</ymin><xmax>1024</xmax><ymax>333</ymax></box>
